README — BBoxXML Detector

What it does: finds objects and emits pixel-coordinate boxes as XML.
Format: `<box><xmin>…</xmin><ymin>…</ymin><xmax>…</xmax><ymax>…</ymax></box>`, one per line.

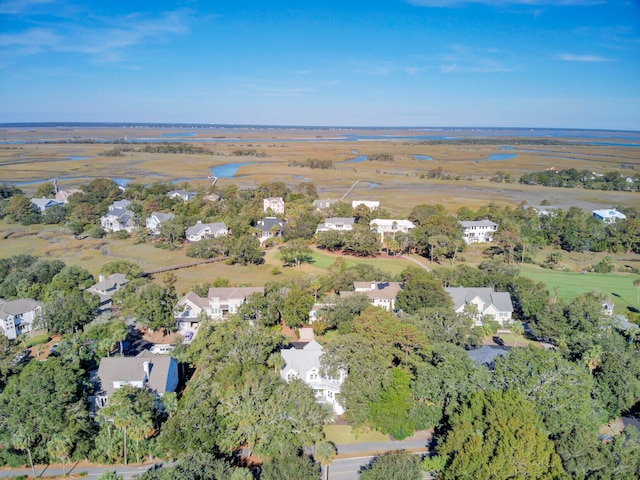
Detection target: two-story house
<box><xmin>85</xmin><ymin>273</ymin><xmax>129</xmax><ymax>310</ymax></box>
<box><xmin>459</xmin><ymin>219</ymin><xmax>498</xmax><ymax>244</ymax></box>
<box><xmin>0</xmin><ymin>298</ymin><xmax>43</xmax><ymax>340</ymax></box>
<box><xmin>174</xmin><ymin>286</ymin><xmax>265</xmax><ymax>329</ymax></box>
<box><xmin>185</xmin><ymin>221</ymin><xmax>229</xmax><ymax>242</ymax></box>
<box><xmin>146</xmin><ymin>212</ymin><xmax>175</xmax><ymax>234</ymax></box>
<box><xmin>316</xmin><ymin>217</ymin><xmax>355</xmax><ymax>233</ymax></box>
<box><xmin>445</xmin><ymin>286</ymin><xmax>513</xmax><ymax>326</ymax></box>
<box><xmin>340</xmin><ymin>281</ymin><xmax>403</xmax><ymax>312</ymax></box>
<box><xmin>263</xmin><ymin>197</ymin><xmax>285</xmax><ymax>215</ymax></box>
<box><xmin>280</xmin><ymin>338</ymin><xmax>346</xmax><ymax>415</ymax></box>
<box><xmin>369</xmin><ymin>218</ymin><xmax>415</xmax><ymax>240</ymax></box>
<box><xmin>255</xmin><ymin>217</ymin><xmax>286</xmax><ymax>242</ymax></box>
<box><xmin>167</xmin><ymin>190</ymin><xmax>196</xmax><ymax>202</ymax></box>
<box><xmin>94</xmin><ymin>354</ymin><xmax>179</xmax><ymax>408</ymax></box>
<box><xmin>101</xmin><ymin>199</ymin><xmax>137</xmax><ymax>233</ymax></box>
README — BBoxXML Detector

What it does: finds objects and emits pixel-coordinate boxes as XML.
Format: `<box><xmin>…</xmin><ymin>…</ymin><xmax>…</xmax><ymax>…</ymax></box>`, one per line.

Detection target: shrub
<box><xmin>25</xmin><ymin>334</ymin><xmax>50</xmax><ymax>348</ymax></box>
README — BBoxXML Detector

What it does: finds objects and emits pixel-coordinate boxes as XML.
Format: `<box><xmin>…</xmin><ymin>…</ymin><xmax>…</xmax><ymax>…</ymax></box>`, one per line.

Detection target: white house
<box><xmin>316</xmin><ymin>217</ymin><xmax>355</xmax><ymax>233</ymax></box>
<box><xmin>592</xmin><ymin>208</ymin><xmax>627</xmax><ymax>224</ymax></box>
<box><xmin>174</xmin><ymin>287</ymin><xmax>265</xmax><ymax>329</ymax></box>
<box><xmin>94</xmin><ymin>355</ymin><xmax>179</xmax><ymax>408</ymax></box>
<box><xmin>101</xmin><ymin>199</ymin><xmax>137</xmax><ymax>233</ymax></box>
<box><xmin>280</xmin><ymin>339</ymin><xmax>345</xmax><ymax>415</ymax></box>
<box><xmin>370</xmin><ymin>219</ymin><xmax>415</xmax><ymax>240</ymax></box>
<box><xmin>146</xmin><ymin>212</ymin><xmax>175</xmax><ymax>234</ymax></box>
<box><xmin>85</xmin><ymin>273</ymin><xmax>129</xmax><ymax>310</ymax></box>
<box><xmin>263</xmin><ymin>197</ymin><xmax>285</xmax><ymax>215</ymax></box>
<box><xmin>0</xmin><ymin>298</ymin><xmax>43</xmax><ymax>340</ymax></box>
<box><xmin>341</xmin><ymin>281</ymin><xmax>403</xmax><ymax>312</ymax></box>
<box><xmin>167</xmin><ymin>190</ymin><xmax>196</xmax><ymax>202</ymax></box>
<box><xmin>30</xmin><ymin>197</ymin><xmax>64</xmax><ymax>213</ymax></box>
<box><xmin>352</xmin><ymin>200</ymin><xmax>379</xmax><ymax>210</ymax></box>
<box><xmin>445</xmin><ymin>286</ymin><xmax>514</xmax><ymax>326</ymax></box>
<box><xmin>255</xmin><ymin>217</ymin><xmax>285</xmax><ymax>242</ymax></box>
<box><xmin>185</xmin><ymin>221</ymin><xmax>228</xmax><ymax>242</ymax></box>
<box><xmin>313</xmin><ymin>199</ymin><xmax>338</xmax><ymax>211</ymax></box>
<box><xmin>459</xmin><ymin>219</ymin><xmax>498</xmax><ymax>244</ymax></box>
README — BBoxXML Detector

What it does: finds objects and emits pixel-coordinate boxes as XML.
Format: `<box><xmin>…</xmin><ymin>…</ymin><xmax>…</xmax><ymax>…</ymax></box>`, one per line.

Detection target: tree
<box><xmin>47</xmin><ymin>433</ymin><xmax>73</xmax><ymax>475</ymax></box>
<box><xmin>260</xmin><ymin>450</ymin><xmax>320</xmax><ymax>480</ymax></box>
<box><xmin>359</xmin><ymin>450</ymin><xmax>422</xmax><ymax>480</ymax></box>
<box><xmin>436</xmin><ymin>389</ymin><xmax>565</xmax><ymax>480</ymax></box>
<box><xmin>41</xmin><ymin>291</ymin><xmax>100</xmax><ymax>334</ymax></box>
<box><xmin>114</xmin><ymin>279</ymin><xmax>176</xmax><ymax>332</ymax></box>
<box><xmin>282</xmin><ymin>285</ymin><xmax>314</xmax><ymax>327</ymax></box>
<box><xmin>279</xmin><ymin>239</ymin><xmax>313</xmax><ymax>267</ymax></box>
<box><xmin>11</xmin><ymin>426</ymin><xmax>37</xmax><ymax>478</ymax></box>
<box><xmin>510</xmin><ymin>321</ymin><xmax>524</xmax><ymax>348</ymax></box>
<box><xmin>634</xmin><ymin>277</ymin><xmax>640</xmax><ymax>307</ymax></box>
<box><xmin>396</xmin><ymin>267</ymin><xmax>452</xmax><ymax>314</ymax></box>
<box><xmin>228</xmin><ymin>235</ymin><xmax>264</xmax><ymax>265</ymax></box>
<box><xmin>314</xmin><ymin>441</ymin><xmax>337</xmax><ymax>480</ymax></box>
<box><xmin>4</xmin><ymin>194</ymin><xmax>36</xmax><ymax>223</ymax></box>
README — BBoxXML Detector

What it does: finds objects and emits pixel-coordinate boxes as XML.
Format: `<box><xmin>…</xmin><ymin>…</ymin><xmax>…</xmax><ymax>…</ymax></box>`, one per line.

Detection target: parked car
<box><xmin>49</xmin><ymin>343</ymin><xmax>59</xmax><ymax>354</ymax></box>
<box><xmin>184</xmin><ymin>331</ymin><xmax>194</xmax><ymax>341</ymax></box>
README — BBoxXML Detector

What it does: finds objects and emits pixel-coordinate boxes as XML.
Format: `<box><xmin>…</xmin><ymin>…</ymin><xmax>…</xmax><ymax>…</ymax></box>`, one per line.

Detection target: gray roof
<box><xmin>110</xmin><ymin>199</ymin><xmax>131</xmax><ymax>210</ymax></box>
<box><xmin>95</xmin><ymin>356</ymin><xmax>177</xmax><ymax>397</ymax></box>
<box><xmin>350</xmin><ymin>281</ymin><xmax>403</xmax><ymax>300</ymax></box>
<box><xmin>30</xmin><ymin>197</ymin><xmax>63</xmax><ymax>211</ymax></box>
<box><xmin>185</xmin><ymin>221</ymin><xmax>228</xmax><ymax>237</ymax></box>
<box><xmin>150</xmin><ymin>212</ymin><xmax>174</xmax><ymax>223</ymax></box>
<box><xmin>613</xmin><ymin>315</ymin><xmax>639</xmax><ymax>332</ymax></box>
<box><xmin>467</xmin><ymin>346</ymin><xmax>508</xmax><ymax>367</ymax></box>
<box><xmin>325</xmin><ymin>217</ymin><xmax>355</xmax><ymax>225</ymax></box>
<box><xmin>256</xmin><ymin>217</ymin><xmax>285</xmax><ymax>233</ymax></box>
<box><xmin>86</xmin><ymin>274</ymin><xmax>128</xmax><ymax>305</ymax></box>
<box><xmin>0</xmin><ymin>298</ymin><xmax>42</xmax><ymax>317</ymax></box>
<box><xmin>445</xmin><ymin>286</ymin><xmax>513</xmax><ymax>313</ymax></box>
<box><xmin>280</xmin><ymin>340</ymin><xmax>323</xmax><ymax>381</ymax></box>
<box><xmin>178</xmin><ymin>291</ymin><xmax>211</xmax><ymax>309</ymax></box>
<box><xmin>207</xmin><ymin>286</ymin><xmax>264</xmax><ymax>301</ymax></box>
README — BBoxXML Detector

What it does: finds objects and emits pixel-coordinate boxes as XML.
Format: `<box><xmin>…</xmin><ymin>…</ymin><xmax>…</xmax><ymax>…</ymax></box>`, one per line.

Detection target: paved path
<box><xmin>0</xmin><ymin>462</ymin><xmax>160</xmax><ymax>479</ymax></box>
<box><xmin>401</xmin><ymin>254</ymin><xmax>432</xmax><ymax>272</ymax></box>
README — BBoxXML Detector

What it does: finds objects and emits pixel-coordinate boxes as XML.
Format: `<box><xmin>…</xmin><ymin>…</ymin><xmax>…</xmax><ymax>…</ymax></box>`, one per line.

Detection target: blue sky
<box><xmin>1</xmin><ymin>0</ymin><xmax>639</xmax><ymax>129</ymax></box>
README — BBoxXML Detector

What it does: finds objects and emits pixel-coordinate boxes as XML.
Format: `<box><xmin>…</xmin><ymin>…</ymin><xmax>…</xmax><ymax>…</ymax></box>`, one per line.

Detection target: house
<box><xmin>204</xmin><ymin>193</ymin><xmax>221</xmax><ymax>202</ymax></box>
<box><xmin>0</xmin><ymin>298</ymin><xmax>43</xmax><ymax>340</ymax></box>
<box><xmin>352</xmin><ymin>200</ymin><xmax>379</xmax><ymax>210</ymax></box>
<box><xmin>255</xmin><ymin>217</ymin><xmax>285</xmax><ymax>242</ymax></box>
<box><xmin>85</xmin><ymin>273</ymin><xmax>129</xmax><ymax>310</ymax></box>
<box><xmin>592</xmin><ymin>208</ymin><xmax>627</xmax><ymax>224</ymax></box>
<box><xmin>524</xmin><ymin>205</ymin><xmax>561</xmax><ymax>217</ymax></box>
<box><xmin>459</xmin><ymin>219</ymin><xmax>498</xmax><ymax>244</ymax></box>
<box><xmin>174</xmin><ymin>286</ymin><xmax>265</xmax><ymax>328</ymax></box>
<box><xmin>370</xmin><ymin>219</ymin><xmax>415</xmax><ymax>240</ymax></box>
<box><xmin>316</xmin><ymin>217</ymin><xmax>355</xmax><ymax>233</ymax></box>
<box><xmin>100</xmin><ymin>199</ymin><xmax>137</xmax><ymax>233</ymax></box>
<box><xmin>185</xmin><ymin>221</ymin><xmax>228</xmax><ymax>242</ymax></box>
<box><xmin>313</xmin><ymin>199</ymin><xmax>338</xmax><ymax>211</ymax></box>
<box><xmin>30</xmin><ymin>197</ymin><xmax>64</xmax><ymax>213</ymax></box>
<box><xmin>146</xmin><ymin>212</ymin><xmax>175</xmax><ymax>234</ymax></box>
<box><xmin>94</xmin><ymin>355</ymin><xmax>179</xmax><ymax>408</ymax></box>
<box><xmin>55</xmin><ymin>189</ymin><xmax>83</xmax><ymax>203</ymax></box>
<box><xmin>167</xmin><ymin>190</ymin><xmax>196</xmax><ymax>202</ymax></box>
<box><xmin>602</xmin><ymin>301</ymin><xmax>614</xmax><ymax>316</ymax></box>
<box><xmin>263</xmin><ymin>197</ymin><xmax>285</xmax><ymax>215</ymax></box>
<box><xmin>445</xmin><ymin>286</ymin><xmax>514</xmax><ymax>326</ymax></box>
<box><xmin>341</xmin><ymin>281</ymin><xmax>403</xmax><ymax>312</ymax></box>
<box><xmin>280</xmin><ymin>337</ymin><xmax>346</xmax><ymax>415</ymax></box>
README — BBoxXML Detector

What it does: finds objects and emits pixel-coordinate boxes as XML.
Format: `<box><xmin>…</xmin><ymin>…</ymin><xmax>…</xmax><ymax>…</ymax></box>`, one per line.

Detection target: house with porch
<box><xmin>185</xmin><ymin>221</ymin><xmax>229</xmax><ymax>242</ymax></box>
<box><xmin>94</xmin><ymin>355</ymin><xmax>179</xmax><ymax>408</ymax></box>
<box><xmin>255</xmin><ymin>217</ymin><xmax>285</xmax><ymax>242</ymax></box>
<box><xmin>263</xmin><ymin>197</ymin><xmax>285</xmax><ymax>215</ymax></box>
<box><xmin>146</xmin><ymin>212</ymin><xmax>175</xmax><ymax>234</ymax></box>
<box><xmin>316</xmin><ymin>217</ymin><xmax>355</xmax><ymax>233</ymax></box>
<box><xmin>459</xmin><ymin>219</ymin><xmax>498</xmax><ymax>244</ymax></box>
<box><xmin>174</xmin><ymin>286</ymin><xmax>265</xmax><ymax>329</ymax></box>
<box><xmin>369</xmin><ymin>218</ymin><xmax>415</xmax><ymax>240</ymax></box>
<box><xmin>280</xmin><ymin>336</ymin><xmax>346</xmax><ymax>415</ymax></box>
<box><xmin>445</xmin><ymin>286</ymin><xmax>513</xmax><ymax>326</ymax></box>
<box><xmin>101</xmin><ymin>199</ymin><xmax>137</xmax><ymax>233</ymax></box>
<box><xmin>167</xmin><ymin>190</ymin><xmax>196</xmax><ymax>202</ymax></box>
<box><xmin>0</xmin><ymin>298</ymin><xmax>43</xmax><ymax>340</ymax></box>
<box><xmin>340</xmin><ymin>281</ymin><xmax>403</xmax><ymax>312</ymax></box>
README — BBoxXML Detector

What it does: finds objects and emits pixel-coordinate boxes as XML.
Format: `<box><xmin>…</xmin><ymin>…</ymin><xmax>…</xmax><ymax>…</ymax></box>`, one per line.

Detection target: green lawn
<box><xmin>323</xmin><ymin>425</ymin><xmax>389</xmax><ymax>445</ymax></box>
<box><xmin>519</xmin><ymin>265</ymin><xmax>639</xmax><ymax>314</ymax></box>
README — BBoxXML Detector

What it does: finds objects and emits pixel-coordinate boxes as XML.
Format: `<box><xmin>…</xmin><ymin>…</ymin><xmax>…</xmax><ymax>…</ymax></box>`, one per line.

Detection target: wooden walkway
<box><xmin>142</xmin><ymin>256</ymin><xmax>227</xmax><ymax>276</ymax></box>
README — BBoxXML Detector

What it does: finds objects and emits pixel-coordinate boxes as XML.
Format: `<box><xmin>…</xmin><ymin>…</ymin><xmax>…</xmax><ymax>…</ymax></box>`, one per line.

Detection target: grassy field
<box><xmin>519</xmin><ymin>264</ymin><xmax>639</xmax><ymax>314</ymax></box>
<box><xmin>323</xmin><ymin>425</ymin><xmax>389</xmax><ymax>445</ymax></box>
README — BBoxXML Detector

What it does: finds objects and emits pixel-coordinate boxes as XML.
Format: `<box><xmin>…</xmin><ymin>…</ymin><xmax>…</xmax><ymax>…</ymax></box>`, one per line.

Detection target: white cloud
<box><xmin>0</xmin><ymin>0</ymin><xmax>54</xmax><ymax>15</ymax></box>
<box><xmin>556</xmin><ymin>53</ymin><xmax>613</xmax><ymax>61</ymax></box>
<box><xmin>439</xmin><ymin>44</ymin><xmax>517</xmax><ymax>73</ymax></box>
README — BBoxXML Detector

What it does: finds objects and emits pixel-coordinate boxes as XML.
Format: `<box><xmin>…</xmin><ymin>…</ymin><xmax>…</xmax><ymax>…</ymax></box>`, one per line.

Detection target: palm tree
<box><xmin>127</xmin><ymin>414</ymin><xmax>154</xmax><ymax>463</ymax></box>
<box><xmin>267</xmin><ymin>352</ymin><xmax>285</xmax><ymax>375</ymax></box>
<box><xmin>583</xmin><ymin>345</ymin><xmax>603</xmax><ymax>375</ymax></box>
<box><xmin>47</xmin><ymin>433</ymin><xmax>72</xmax><ymax>475</ymax></box>
<box><xmin>315</xmin><ymin>441</ymin><xmax>337</xmax><ymax>480</ymax></box>
<box><xmin>510</xmin><ymin>321</ymin><xmax>524</xmax><ymax>348</ymax></box>
<box><xmin>11</xmin><ymin>427</ymin><xmax>36</xmax><ymax>478</ymax></box>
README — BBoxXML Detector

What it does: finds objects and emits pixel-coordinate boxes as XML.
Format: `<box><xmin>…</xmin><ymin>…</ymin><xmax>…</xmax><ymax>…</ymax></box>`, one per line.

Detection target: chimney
<box><xmin>371</xmin><ymin>282</ymin><xmax>377</xmax><ymax>291</ymax></box>
<box><xmin>143</xmin><ymin>361</ymin><xmax>152</xmax><ymax>381</ymax></box>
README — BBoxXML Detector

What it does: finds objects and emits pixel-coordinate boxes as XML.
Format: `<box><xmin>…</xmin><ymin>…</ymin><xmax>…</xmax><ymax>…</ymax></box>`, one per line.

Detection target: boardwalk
<box><xmin>143</xmin><ymin>256</ymin><xmax>227</xmax><ymax>276</ymax></box>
